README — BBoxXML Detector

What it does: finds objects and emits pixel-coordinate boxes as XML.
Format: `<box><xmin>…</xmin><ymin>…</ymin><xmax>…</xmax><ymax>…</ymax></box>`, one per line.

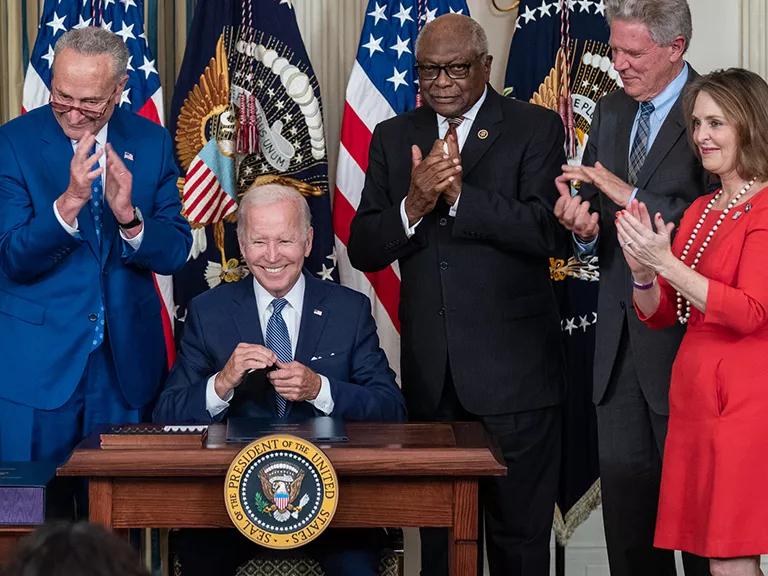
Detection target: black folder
<box><xmin>226</xmin><ymin>416</ymin><xmax>348</xmax><ymax>443</ymax></box>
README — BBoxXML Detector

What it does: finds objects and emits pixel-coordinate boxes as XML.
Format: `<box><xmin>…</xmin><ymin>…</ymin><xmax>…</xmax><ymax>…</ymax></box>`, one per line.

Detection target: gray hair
<box><xmin>415</xmin><ymin>14</ymin><xmax>488</xmax><ymax>59</ymax></box>
<box><xmin>605</xmin><ymin>0</ymin><xmax>692</xmax><ymax>53</ymax></box>
<box><xmin>237</xmin><ymin>184</ymin><xmax>312</xmax><ymax>240</ymax></box>
<box><xmin>54</xmin><ymin>27</ymin><xmax>129</xmax><ymax>80</ymax></box>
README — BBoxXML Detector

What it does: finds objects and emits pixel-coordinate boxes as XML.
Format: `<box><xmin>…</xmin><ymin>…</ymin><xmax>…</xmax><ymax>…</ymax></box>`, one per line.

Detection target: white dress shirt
<box><xmin>53</xmin><ymin>123</ymin><xmax>144</xmax><ymax>250</ymax></box>
<box><xmin>400</xmin><ymin>86</ymin><xmax>489</xmax><ymax>237</ymax></box>
<box><xmin>205</xmin><ymin>275</ymin><xmax>335</xmax><ymax>417</ymax></box>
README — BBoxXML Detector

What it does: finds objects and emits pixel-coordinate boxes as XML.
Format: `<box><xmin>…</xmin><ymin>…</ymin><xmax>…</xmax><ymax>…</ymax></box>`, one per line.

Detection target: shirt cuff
<box><xmin>626</xmin><ymin>187</ymin><xmax>639</xmax><ymax>206</ymax></box>
<box><xmin>573</xmin><ymin>232</ymin><xmax>598</xmax><ymax>259</ymax></box>
<box><xmin>206</xmin><ymin>373</ymin><xmax>233</xmax><ymax>418</ymax></box>
<box><xmin>53</xmin><ymin>201</ymin><xmax>79</xmax><ymax>235</ymax></box>
<box><xmin>307</xmin><ymin>375</ymin><xmax>334</xmax><ymax>415</ymax></box>
<box><xmin>120</xmin><ymin>224</ymin><xmax>144</xmax><ymax>251</ymax></box>
<box><xmin>448</xmin><ymin>193</ymin><xmax>461</xmax><ymax>217</ymax></box>
<box><xmin>399</xmin><ymin>198</ymin><xmax>421</xmax><ymax>238</ymax></box>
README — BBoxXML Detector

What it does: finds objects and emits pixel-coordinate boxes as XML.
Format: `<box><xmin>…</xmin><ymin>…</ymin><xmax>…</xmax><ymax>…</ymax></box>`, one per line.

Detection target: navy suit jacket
<box><xmin>0</xmin><ymin>105</ymin><xmax>191</xmax><ymax>411</ymax></box>
<box><xmin>153</xmin><ymin>273</ymin><xmax>406</xmax><ymax>423</ymax></box>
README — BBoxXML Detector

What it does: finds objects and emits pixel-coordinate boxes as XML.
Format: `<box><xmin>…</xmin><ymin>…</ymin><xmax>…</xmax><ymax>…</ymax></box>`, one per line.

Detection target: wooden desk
<box><xmin>0</xmin><ymin>527</ymin><xmax>34</xmax><ymax>567</ymax></box>
<box><xmin>58</xmin><ymin>422</ymin><xmax>504</xmax><ymax>576</ymax></box>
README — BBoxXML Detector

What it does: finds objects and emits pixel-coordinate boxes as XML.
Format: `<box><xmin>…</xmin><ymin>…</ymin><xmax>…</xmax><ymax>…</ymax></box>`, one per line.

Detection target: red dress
<box><xmin>639</xmin><ymin>186</ymin><xmax>768</xmax><ymax>557</ymax></box>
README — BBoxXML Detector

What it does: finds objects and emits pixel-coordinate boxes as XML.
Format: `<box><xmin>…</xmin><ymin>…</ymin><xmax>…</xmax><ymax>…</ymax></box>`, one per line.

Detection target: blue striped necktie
<box><xmin>265</xmin><ymin>298</ymin><xmax>292</xmax><ymax>417</ymax></box>
<box><xmin>89</xmin><ymin>143</ymin><xmax>104</xmax><ymax>350</ymax></box>
<box><xmin>628</xmin><ymin>101</ymin><xmax>655</xmax><ymax>186</ymax></box>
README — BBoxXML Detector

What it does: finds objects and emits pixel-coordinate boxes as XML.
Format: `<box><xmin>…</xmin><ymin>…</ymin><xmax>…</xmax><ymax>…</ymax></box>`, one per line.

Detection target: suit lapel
<box><xmin>230</xmin><ymin>279</ymin><xmax>265</xmax><ymax>345</ymax></box>
<box><xmin>410</xmin><ymin>106</ymin><xmax>439</xmax><ymax>163</ymax></box>
<box><xmin>460</xmin><ymin>87</ymin><xmax>503</xmax><ymax>176</ymax></box>
<box><xmin>635</xmin><ymin>94</ymin><xmax>686</xmax><ymax>190</ymax></box>
<box><xmin>40</xmin><ymin>108</ymin><xmax>100</xmax><ymax>260</ymax></box>
<box><xmin>295</xmin><ymin>274</ymin><xmax>329</xmax><ymax>365</ymax></box>
<box><xmin>615</xmin><ymin>94</ymin><xmax>636</xmax><ymax>182</ymax></box>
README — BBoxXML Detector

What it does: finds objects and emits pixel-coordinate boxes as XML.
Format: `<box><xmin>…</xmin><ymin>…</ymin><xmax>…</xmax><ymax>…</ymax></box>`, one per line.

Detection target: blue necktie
<box><xmin>265</xmin><ymin>298</ymin><xmax>292</xmax><ymax>417</ymax></box>
<box><xmin>89</xmin><ymin>144</ymin><xmax>105</xmax><ymax>350</ymax></box>
<box><xmin>628</xmin><ymin>101</ymin><xmax>655</xmax><ymax>186</ymax></box>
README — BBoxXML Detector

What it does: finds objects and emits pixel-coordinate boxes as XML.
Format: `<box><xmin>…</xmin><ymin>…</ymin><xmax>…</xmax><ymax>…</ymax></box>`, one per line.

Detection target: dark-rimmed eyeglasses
<box><xmin>415</xmin><ymin>62</ymin><xmax>474</xmax><ymax>81</ymax></box>
<box><xmin>49</xmin><ymin>88</ymin><xmax>116</xmax><ymax>120</ymax></box>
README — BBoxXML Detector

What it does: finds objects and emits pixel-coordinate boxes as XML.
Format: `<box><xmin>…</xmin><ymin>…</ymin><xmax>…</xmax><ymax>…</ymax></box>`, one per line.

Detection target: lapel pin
<box><xmin>745</xmin><ymin>203</ymin><xmax>752</xmax><ymax>212</ymax></box>
<box><xmin>732</xmin><ymin>210</ymin><xmax>742</xmax><ymax>220</ymax></box>
<box><xmin>477</xmin><ymin>129</ymin><xmax>488</xmax><ymax>140</ymax></box>
<box><xmin>123</xmin><ymin>151</ymin><xmax>134</xmax><ymax>161</ymax></box>
<box><xmin>313</xmin><ymin>309</ymin><xmax>323</xmax><ymax>316</ymax></box>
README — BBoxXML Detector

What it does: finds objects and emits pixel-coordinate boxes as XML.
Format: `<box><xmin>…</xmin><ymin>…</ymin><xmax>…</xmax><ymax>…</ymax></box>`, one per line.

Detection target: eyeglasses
<box><xmin>415</xmin><ymin>62</ymin><xmax>475</xmax><ymax>81</ymax></box>
<box><xmin>49</xmin><ymin>88</ymin><xmax>116</xmax><ymax>120</ymax></box>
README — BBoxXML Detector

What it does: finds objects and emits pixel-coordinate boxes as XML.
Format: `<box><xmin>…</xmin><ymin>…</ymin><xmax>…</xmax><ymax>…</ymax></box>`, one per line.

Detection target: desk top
<box><xmin>58</xmin><ymin>422</ymin><xmax>505</xmax><ymax>478</ymax></box>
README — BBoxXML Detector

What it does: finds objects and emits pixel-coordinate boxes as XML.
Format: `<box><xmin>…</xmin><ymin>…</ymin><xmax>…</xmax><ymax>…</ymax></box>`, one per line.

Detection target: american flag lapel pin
<box><xmin>123</xmin><ymin>151</ymin><xmax>134</xmax><ymax>161</ymax></box>
<box><xmin>313</xmin><ymin>309</ymin><xmax>323</xmax><ymax>316</ymax></box>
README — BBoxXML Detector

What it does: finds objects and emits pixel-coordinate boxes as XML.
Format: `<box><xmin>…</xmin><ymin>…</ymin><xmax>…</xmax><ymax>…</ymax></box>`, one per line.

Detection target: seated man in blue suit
<box><xmin>0</xmin><ymin>27</ymin><xmax>191</xmax><ymax>464</ymax></box>
<box><xmin>154</xmin><ymin>181</ymin><xmax>405</xmax><ymax>576</ymax></box>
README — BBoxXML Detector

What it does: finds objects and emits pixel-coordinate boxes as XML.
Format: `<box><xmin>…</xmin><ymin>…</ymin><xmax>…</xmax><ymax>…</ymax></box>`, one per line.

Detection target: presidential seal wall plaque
<box><xmin>224</xmin><ymin>434</ymin><xmax>338</xmax><ymax>549</ymax></box>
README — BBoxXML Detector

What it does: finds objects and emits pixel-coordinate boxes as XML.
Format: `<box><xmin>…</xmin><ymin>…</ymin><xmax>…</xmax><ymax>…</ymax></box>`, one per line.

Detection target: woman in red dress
<box><xmin>616</xmin><ymin>68</ymin><xmax>768</xmax><ymax>576</ymax></box>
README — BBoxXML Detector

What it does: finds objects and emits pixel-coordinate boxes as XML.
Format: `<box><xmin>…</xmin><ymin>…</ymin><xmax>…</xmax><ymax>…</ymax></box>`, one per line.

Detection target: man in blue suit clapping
<box><xmin>0</xmin><ymin>27</ymin><xmax>191</xmax><ymax>464</ymax></box>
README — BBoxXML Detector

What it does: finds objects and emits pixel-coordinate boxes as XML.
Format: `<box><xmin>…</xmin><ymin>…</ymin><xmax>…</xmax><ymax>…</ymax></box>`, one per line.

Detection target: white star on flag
<box><xmin>538</xmin><ymin>1</ymin><xmax>553</xmax><ymax>17</ymax></box>
<box><xmin>126</xmin><ymin>55</ymin><xmax>134</xmax><ymax>71</ymax></box>
<box><xmin>594</xmin><ymin>0</ymin><xmax>606</xmax><ymax>15</ymax></box>
<box><xmin>138</xmin><ymin>55</ymin><xmax>157</xmax><ymax>79</ymax></box>
<box><xmin>577</xmin><ymin>0</ymin><xmax>592</xmax><ymax>12</ymax></box>
<box><xmin>103</xmin><ymin>0</ymin><xmax>115</xmax><ymax>7</ymax></box>
<box><xmin>522</xmin><ymin>4</ymin><xmax>537</xmax><ymax>23</ymax></box>
<box><xmin>119</xmin><ymin>0</ymin><xmax>137</xmax><ymax>9</ymax></box>
<box><xmin>386</xmin><ymin>66</ymin><xmax>408</xmax><ymax>91</ymax></box>
<box><xmin>120</xmin><ymin>88</ymin><xmax>131</xmax><ymax>106</ymax></box>
<box><xmin>393</xmin><ymin>3</ymin><xmax>413</xmax><ymax>25</ymax></box>
<box><xmin>73</xmin><ymin>14</ymin><xmax>92</xmax><ymax>29</ymax></box>
<box><xmin>100</xmin><ymin>19</ymin><xmax>112</xmax><ymax>32</ymax></box>
<box><xmin>389</xmin><ymin>35</ymin><xmax>411</xmax><ymax>59</ymax></box>
<box><xmin>362</xmin><ymin>34</ymin><xmax>384</xmax><ymax>56</ymax></box>
<box><xmin>448</xmin><ymin>7</ymin><xmax>464</xmax><ymax>13</ymax></box>
<box><xmin>42</xmin><ymin>45</ymin><xmax>56</xmax><ymax>68</ymax></box>
<box><xmin>317</xmin><ymin>263</ymin><xmax>335</xmax><ymax>281</ymax></box>
<box><xmin>116</xmin><ymin>21</ymin><xmax>136</xmax><ymax>42</ymax></box>
<box><xmin>279</xmin><ymin>0</ymin><xmax>294</xmax><ymax>8</ymax></box>
<box><xmin>420</xmin><ymin>7</ymin><xmax>438</xmax><ymax>22</ymax></box>
<box><xmin>46</xmin><ymin>12</ymin><xmax>67</xmax><ymax>35</ymax></box>
<box><xmin>367</xmin><ymin>2</ymin><xmax>388</xmax><ymax>25</ymax></box>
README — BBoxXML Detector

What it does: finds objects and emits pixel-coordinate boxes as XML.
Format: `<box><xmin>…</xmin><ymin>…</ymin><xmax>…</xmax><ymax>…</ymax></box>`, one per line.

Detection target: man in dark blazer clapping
<box><xmin>555</xmin><ymin>1</ymin><xmax>708</xmax><ymax>575</ymax></box>
<box><xmin>349</xmin><ymin>13</ymin><xmax>567</xmax><ymax>576</ymax></box>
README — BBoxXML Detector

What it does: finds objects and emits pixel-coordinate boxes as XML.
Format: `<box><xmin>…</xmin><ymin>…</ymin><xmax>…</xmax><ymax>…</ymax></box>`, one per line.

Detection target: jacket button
<box><xmin>439</xmin><ymin>261</ymin><xmax>448</xmax><ymax>270</ymax></box>
<box><xmin>439</xmin><ymin>217</ymin><xmax>448</xmax><ymax>226</ymax></box>
<box><xmin>88</xmin><ymin>313</ymin><xmax>98</xmax><ymax>322</ymax></box>
<box><xmin>438</xmin><ymin>306</ymin><xmax>446</xmax><ymax>317</ymax></box>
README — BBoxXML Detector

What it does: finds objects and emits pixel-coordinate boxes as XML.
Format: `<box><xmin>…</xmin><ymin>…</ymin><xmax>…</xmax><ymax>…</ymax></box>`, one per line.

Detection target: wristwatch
<box><xmin>117</xmin><ymin>206</ymin><xmax>143</xmax><ymax>229</ymax></box>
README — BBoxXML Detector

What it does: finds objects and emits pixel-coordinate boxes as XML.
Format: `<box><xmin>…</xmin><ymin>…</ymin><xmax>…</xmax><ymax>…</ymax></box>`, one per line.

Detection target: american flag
<box><xmin>23</xmin><ymin>0</ymin><xmax>175</xmax><ymax>366</ymax></box>
<box><xmin>333</xmin><ymin>0</ymin><xmax>469</xmax><ymax>379</ymax></box>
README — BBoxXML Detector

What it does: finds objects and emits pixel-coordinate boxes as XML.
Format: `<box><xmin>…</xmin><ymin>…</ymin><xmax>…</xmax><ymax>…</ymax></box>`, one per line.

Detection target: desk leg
<box><xmin>89</xmin><ymin>478</ymin><xmax>113</xmax><ymax>528</ymax></box>
<box><xmin>449</xmin><ymin>479</ymin><xmax>479</xmax><ymax>576</ymax></box>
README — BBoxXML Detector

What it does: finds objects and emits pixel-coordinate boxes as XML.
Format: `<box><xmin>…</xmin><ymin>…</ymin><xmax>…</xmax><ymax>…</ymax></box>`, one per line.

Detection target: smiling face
<box><xmin>50</xmin><ymin>48</ymin><xmax>126</xmax><ymax>141</ymax></box>
<box><xmin>609</xmin><ymin>19</ymin><xmax>685</xmax><ymax>102</ymax></box>
<box><xmin>416</xmin><ymin>20</ymin><xmax>491</xmax><ymax>118</ymax></box>
<box><xmin>238</xmin><ymin>198</ymin><xmax>313</xmax><ymax>298</ymax></box>
<box><xmin>691</xmin><ymin>91</ymin><xmax>740</xmax><ymax>180</ymax></box>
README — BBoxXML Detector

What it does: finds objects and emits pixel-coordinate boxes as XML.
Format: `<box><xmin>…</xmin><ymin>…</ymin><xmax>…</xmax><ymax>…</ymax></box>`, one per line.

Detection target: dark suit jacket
<box><xmin>580</xmin><ymin>68</ymin><xmax>706</xmax><ymax>413</ymax></box>
<box><xmin>348</xmin><ymin>87</ymin><xmax>567</xmax><ymax>418</ymax></box>
<box><xmin>0</xmin><ymin>105</ymin><xmax>191</xmax><ymax>412</ymax></box>
<box><xmin>153</xmin><ymin>273</ymin><xmax>406</xmax><ymax>423</ymax></box>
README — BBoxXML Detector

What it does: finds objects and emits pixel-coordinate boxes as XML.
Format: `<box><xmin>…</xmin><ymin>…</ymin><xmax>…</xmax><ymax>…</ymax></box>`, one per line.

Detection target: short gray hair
<box><xmin>54</xmin><ymin>27</ymin><xmax>129</xmax><ymax>80</ymax></box>
<box><xmin>237</xmin><ymin>184</ymin><xmax>312</xmax><ymax>240</ymax></box>
<box><xmin>605</xmin><ymin>0</ymin><xmax>692</xmax><ymax>52</ymax></box>
<box><xmin>415</xmin><ymin>14</ymin><xmax>488</xmax><ymax>60</ymax></box>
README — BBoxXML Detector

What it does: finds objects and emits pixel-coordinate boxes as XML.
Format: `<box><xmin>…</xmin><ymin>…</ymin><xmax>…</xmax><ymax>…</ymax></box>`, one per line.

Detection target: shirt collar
<box><xmin>252</xmin><ymin>272</ymin><xmax>306</xmax><ymax>316</ymax></box>
<box><xmin>437</xmin><ymin>85</ymin><xmax>488</xmax><ymax>127</ymax></box>
<box><xmin>72</xmin><ymin>123</ymin><xmax>109</xmax><ymax>150</ymax></box>
<box><xmin>647</xmin><ymin>62</ymin><xmax>689</xmax><ymax>111</ymax></box>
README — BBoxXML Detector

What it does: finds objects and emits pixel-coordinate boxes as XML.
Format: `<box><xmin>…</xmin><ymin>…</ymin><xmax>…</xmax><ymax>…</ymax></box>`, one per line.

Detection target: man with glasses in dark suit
<box><xmin>349</xmin><ymin>13</ymin><xmax>567</xmax><ymax>576</ymax></box>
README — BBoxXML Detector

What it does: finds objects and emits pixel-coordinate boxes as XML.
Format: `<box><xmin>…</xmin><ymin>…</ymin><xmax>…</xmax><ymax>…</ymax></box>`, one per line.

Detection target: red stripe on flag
<box><xmin>339</xmin><ymin>103</ymin><xmax>372</xmax><ymax>174</ymax></box>
<box><xmin>136</xmin><ymin>99</ymin><xmax>161</xmax><ymax>124</ymax></box>
<box><xmin>152</xmin><ymin>273</ymin><xmax>176</xmax><ymax>369</ymax></box>
<box><xmin>333</xmin><ymin>189</ymin><xmax>400</xmax><ymax>332</ymax></box>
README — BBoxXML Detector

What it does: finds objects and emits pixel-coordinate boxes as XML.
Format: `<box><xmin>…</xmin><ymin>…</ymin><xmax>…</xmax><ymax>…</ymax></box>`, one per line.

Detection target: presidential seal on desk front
<box><xmin>224</xmin><ymin>434</ymin><xmax>338</xmax><ymax>549</ymax></box>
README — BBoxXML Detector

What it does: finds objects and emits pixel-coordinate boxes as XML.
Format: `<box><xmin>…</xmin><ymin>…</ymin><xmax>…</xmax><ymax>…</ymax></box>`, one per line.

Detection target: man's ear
<box><xmin>304</xmin><ymin>227</ymin><xmax>314</xmax><ymax>257</ymax></box>
<box><xmin>669</xmin><ymin>36</ymin><xmax>686</xmax><ymax>62</ymax></box>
